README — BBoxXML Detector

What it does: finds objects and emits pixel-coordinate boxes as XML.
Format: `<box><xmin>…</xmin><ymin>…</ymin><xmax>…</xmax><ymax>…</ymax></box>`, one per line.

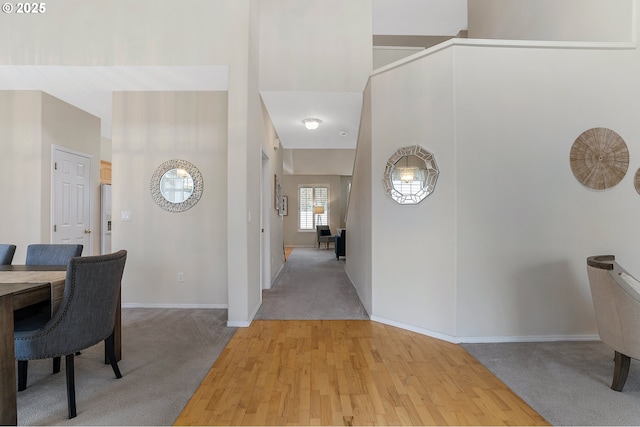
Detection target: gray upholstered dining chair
<box><xmin>20</xmin><ymin>244</ymin><xmax>84</xmax><ymax>370</ymax></box>
<box><xmin>25</xmin><ymin>243</ymin><xmax>83</xmax><ymax>265</ymax></box>
<box><xmin>0</xmin><ymin>244</ymin><xmax>16</xmax><ymax>265</ymax></box>
<box><xmin>14</xmin><ymin>250</ymin><xmax>127</xmax><ymax>419</ymax></box>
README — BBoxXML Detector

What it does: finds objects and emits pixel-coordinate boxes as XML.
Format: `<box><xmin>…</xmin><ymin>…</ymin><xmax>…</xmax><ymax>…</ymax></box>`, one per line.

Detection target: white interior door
<box><xmin>53</xmin><ymin>147</ymin><xmax>92</xmax><ymax>254</ymax></box>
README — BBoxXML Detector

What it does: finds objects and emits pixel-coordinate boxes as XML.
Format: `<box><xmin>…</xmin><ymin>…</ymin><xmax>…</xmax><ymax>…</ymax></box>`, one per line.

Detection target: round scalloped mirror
<box><xmin>150</xmin><ymin>159</ymin><xmax>203</xmax><ymax>212</ymax></box>
<box><xmin>383</xmin><ymin>145</ymin><xmax>439</xmax><ymax>205</ymax></box>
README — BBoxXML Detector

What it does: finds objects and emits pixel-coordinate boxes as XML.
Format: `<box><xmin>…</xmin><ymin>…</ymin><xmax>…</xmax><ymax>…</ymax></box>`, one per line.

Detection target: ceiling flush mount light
<box><xmin>303</xmin><ymin>118</ymin><xmax>321</xmax><ymax>130</ymax></box>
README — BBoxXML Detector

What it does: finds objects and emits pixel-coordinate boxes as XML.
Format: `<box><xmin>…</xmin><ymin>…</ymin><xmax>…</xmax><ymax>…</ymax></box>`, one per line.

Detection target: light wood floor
<box><xmin>174</xmin><ymin>320</ymin><xmax>548</xmax><ymax>426</ymax></box>
<box><xmin>284</xmin><ymin>246</ymin><xmax>294</xmax><ymax>261</ymax></box>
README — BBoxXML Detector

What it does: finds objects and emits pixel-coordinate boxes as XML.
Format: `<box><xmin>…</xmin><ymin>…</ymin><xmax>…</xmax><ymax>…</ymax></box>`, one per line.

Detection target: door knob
<box><xmin>84</xmin><ymin>229</ymin><xmax>92</xmax><ymax>234</ymax></box>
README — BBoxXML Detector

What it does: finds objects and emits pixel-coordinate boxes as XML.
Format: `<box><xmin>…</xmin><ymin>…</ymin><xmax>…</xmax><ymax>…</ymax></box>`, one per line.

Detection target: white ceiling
<box><xmin>0</xmin><ymin>0</ymin><xmax>466</xmax><ymax>149</ymax></box>
<box><xmin>261</xmin><ymin>91</ymin><xmax>363</xmax><ymax>150</ymax></box>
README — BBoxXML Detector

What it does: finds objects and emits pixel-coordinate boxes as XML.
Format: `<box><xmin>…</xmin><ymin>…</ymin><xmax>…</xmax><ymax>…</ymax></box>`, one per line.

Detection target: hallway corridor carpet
<box><xmin>255</xmin><ymin>247</ymin><xmax>369</xmax><ymax>320</ymax></box>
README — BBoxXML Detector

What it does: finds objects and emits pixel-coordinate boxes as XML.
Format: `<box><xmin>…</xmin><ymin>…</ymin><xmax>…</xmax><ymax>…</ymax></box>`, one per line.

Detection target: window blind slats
<box><xmin>298</xmin><ymin>186</ymin><xmax>329</xmax><ymax>230</ymax></box>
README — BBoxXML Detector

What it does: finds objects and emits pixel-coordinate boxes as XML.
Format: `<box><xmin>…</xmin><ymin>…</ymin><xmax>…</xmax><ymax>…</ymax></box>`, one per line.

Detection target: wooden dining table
<box><xmin>0</xmin><ymin>265</ymin><xmax>122</xmax><ymax>425</ymax></box>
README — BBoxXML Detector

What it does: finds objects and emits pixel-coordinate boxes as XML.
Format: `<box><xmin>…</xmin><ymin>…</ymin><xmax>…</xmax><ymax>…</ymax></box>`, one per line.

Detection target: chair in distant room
<box><xmin>0</xmin><ymin>244</ymin><xmax>16</xmax><ymax>265</ymax></box>
<box><xmin>335</xmin><ymin>229</ymin><xmax>346</xmax><ymax>260</ymax></box>
<box><xmin>15</xmin><ymin>250</ymin><xmax>127</xmax><ymax>419</ymax></box>
<box><xmin>316</xmin><ymin>225</ymin><xmax>333</xmax><ymax>249</ymax></box>
<box><xmin>587</xmin><ymin>255</ymin><xmax>640</xmax><ymax>392</ymax></box>
<box><xmin>25</xmin><ymin>244</ymin><xmax>83</xmax><ymax>265</ymax></box>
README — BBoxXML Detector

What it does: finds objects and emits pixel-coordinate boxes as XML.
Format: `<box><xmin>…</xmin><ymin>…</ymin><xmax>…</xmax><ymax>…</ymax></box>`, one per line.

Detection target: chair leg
<box><xmin>105</xmin><ymin>331</ymin><xmax>122</xmax><ymax>379</ymax></box>
<box><xmin>17</xmin><ymin>360</ymin><xmax>28</xmax><ymax>391</ymax></box>
<box><xmin>612</xmin><ymin>351</ymin><xmax>631</xmax><ymax>391</ymax></box>
<box><xmin>53</xmin><ymin>356</ymin><xmax>61</xmax><ymax>374</ymax></box>
<box><xmin>65</xmin><ymin>354</ymin><xmax>77</xmax><ymax>419</ymax></box>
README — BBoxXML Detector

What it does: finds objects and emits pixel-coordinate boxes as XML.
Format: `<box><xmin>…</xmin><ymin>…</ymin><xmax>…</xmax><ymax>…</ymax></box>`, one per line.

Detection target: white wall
<box><xmin>349</xmin><ymin>4</ymin><xmax>640</xmax><ymax>342</ymax></box>
<box><xmin>259</xmin><ymin>0</ymin><xmax>372</xmax><ymax>92</ymax></box>
<box><xmin>345</xmin><ymin>83</ymin><xmax>373</xmax><ymax>315</ymax></box>
<box><xmin>261</xmin><ymin>103</ymin><xmax>285</xmax><ymax>285</ymax></box>
<box><xmin>468</xmin><ymin>0</ymin><xmax>633</xmax><ymax>42</ymax></box>
<box><xmin>112</xmin><ymin>91</ymin><xmax>229</xmax><ymax>307</ymax></box>
<box><xmin>454</xmin><ymin>43</ymin><xmax>640</xmax><ymax>340</ymax></box>
<box><xmin>0</xmin><ymin>0</ymin><xmax>242</xmax><ymax>65</ymax></box>
<box><xmin>0</xmin><ymin>91</ymin><xmax>44</xmax><ymax>262</ymax></box>
<box><xmin>41</xmin><ymin>92</ymin><xmax>102</xmax><ymax>256</ymax></box>
<box><xmin>284</xmin><ymin>149</ymin><xmax>355</xmax><ymax>176</ymax></box>
<box><xmin>0</xmin><ymin>91</ymin><xmax>101</xmax><ymax>261</ymax></box>
<box><xmin>282</xmin><ymin>175</ymin><xmax>343</xmax><ymax>247</ymax></box>
<box><xmin>369</xmin><ymin>49</ymin><xmax>457</xmax><ymax>338</ymax></box>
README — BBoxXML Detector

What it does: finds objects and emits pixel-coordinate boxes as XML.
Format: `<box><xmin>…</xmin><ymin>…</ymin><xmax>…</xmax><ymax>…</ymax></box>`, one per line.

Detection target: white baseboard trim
<box><xmin>270</xmin><ymin>262</ymin><xmax>285</xmax><ymax>287</ymax></box>
<box><xmin>122</xmin><ymin>303</ymin><xmax>228</xmax><ymax>309</ymax></box>
<box><xmin>227</xmin><ymin>301</ymin><xmax>262</xmax><ymax>328</ymax></box>
<box><xmin>370</xmin><ymin>315</ymin><xmax>601</xmax><ymax>344</ymax></box>
<box><xmin>457</xmin><ymin>334</ymin><xmax>601</xmax><ymax>344</ymax></box>
<box><xmin>371</xmin><ymin>316</ymin><xmax>458</xmax><ymax>343</ymax></box>
<box><xmin>227</xmin><ymin>320</ymin><xmax>252</xmax><ymax>327</ymax></box>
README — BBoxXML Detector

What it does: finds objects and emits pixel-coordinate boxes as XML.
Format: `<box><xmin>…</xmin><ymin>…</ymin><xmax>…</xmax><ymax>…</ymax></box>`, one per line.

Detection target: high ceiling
<box><xmin>0</xmin><ymin>0</ymin><xmax>467</xmax><ymax>149</ymax></box>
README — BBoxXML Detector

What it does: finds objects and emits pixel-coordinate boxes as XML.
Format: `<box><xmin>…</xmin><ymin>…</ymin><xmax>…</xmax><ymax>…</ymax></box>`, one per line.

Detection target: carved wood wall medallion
<box><xmin>569</xmin><ymin>127</ymin><xmax>629</xmax><ymax>190</ymax></box>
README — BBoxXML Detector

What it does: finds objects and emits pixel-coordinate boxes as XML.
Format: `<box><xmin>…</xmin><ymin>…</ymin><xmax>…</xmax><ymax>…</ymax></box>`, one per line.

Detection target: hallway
<box><xmin>255</xmin><ymin>247</ymin><xmax>368</xmax><ymax>320</ymax></box>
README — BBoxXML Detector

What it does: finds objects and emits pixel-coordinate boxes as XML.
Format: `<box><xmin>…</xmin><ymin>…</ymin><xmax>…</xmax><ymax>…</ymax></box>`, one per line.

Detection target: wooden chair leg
<box><xmin>53</xmin><ymin>356</ymin><xmax>61</xmax><ymax>374</ymax></box>
<box><xmin>612</xmin><ymin>351</ymin><xmax>631</xmax><ymax>391</ymax></box>
<box><xmin>17</xmin><ymin>360</ymin><xmax>28</xmax><ymax>391</ymax></box>
<box><xmin>105</xmin><ymin>331</ymin><xmax>122</xmax><ymax>379</ymax></box>
<box><xmin>65</xmin><ymin>354</ymin><xmax>77</xmax><ymax>419</ymax></box>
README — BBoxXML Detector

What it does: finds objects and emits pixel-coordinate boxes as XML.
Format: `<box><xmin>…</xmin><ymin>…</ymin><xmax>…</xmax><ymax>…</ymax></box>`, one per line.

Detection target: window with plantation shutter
<box><xmin>298</xmin><ymin>186</ymin><xmax>329</xmax><ymax>230</ymax></box>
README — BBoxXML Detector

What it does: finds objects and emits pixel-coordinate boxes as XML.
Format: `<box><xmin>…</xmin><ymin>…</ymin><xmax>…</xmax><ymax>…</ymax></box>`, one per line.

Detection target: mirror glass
<box><xmin>383</xmin><ymin>145</ymin><xmax>439</xmax><ymax>205</ymax></box>
<box><xmin>150</xmin><ymin>159</ymin><xmax>203</xmax><ymax>212</ymax></box>
<box><xmin>160</xmin><ymin>168</ymin><xmax>194</xmax><ymax>203</ymax></box>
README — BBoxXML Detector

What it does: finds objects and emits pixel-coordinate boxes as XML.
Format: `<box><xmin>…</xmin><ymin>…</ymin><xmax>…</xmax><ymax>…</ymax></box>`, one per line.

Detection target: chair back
<box><xmin>15</xmin><ymin>250</ymin><xmax>127</xmax><ymax>359</ymax></box>
<box><xmin>316</xmin><ymin>225</ymin><xmax>331</xmax><ymax>238</ymax></box>
<box><xmin>25</xmin><ymin>244</ymin><xmax>83</xmax><ymax>265</ymax></box>
<box><xmin>0</xmin><ymin>244</ymin><xmax>16</xmax><ymax>265</ymax></box>
<box><xmin>587</xmin><ymin>255</ymin><xmax>640</xmax><ymax>361</ymax></box>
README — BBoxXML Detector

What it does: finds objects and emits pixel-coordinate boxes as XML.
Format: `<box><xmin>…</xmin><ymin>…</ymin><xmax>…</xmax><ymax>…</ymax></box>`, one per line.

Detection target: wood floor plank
<box><xmin>174</xmin><ymin>320</ymin><xmax>549</xmax><ymax>426</ymax></box>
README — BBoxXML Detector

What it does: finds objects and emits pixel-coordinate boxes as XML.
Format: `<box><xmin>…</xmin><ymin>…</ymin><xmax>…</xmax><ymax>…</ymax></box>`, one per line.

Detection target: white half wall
<box><xmin>370</xmin><ymin>48</ymin><xmax>457</xmax><ymax>337</ymax></box>
<box><xmin>350</xmin><ymin>5</ymin><xmax>640</xmax><ymax>342</ymax></box>
<box><xmin>454</xmin><ymin>42</ymin><xmax>640</xmax><ymax>339</ymax></box>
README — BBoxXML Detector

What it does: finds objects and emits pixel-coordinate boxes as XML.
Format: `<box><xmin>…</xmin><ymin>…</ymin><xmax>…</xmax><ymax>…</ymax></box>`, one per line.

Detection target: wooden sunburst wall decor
<box><xmin>569</xmin><ymin>127</ymin><xmax>629</xmax><ymax>190</ymax></box>
<box><xmin>634</xmin><ymin>168</ymin><xmax>640</xmax><ymax>195</ymax></box>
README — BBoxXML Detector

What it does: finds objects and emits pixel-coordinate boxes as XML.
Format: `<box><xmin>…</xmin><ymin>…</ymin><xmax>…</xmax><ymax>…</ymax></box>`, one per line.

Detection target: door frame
<box><xmin>51</xmin><ymin>145</ymin><xmax>94</xmax><ymax>254</ymax></box>
<box><xmin>261</xmin><ymin>148</ymin><xmax>272</xmax><ymax>291</ymax></box>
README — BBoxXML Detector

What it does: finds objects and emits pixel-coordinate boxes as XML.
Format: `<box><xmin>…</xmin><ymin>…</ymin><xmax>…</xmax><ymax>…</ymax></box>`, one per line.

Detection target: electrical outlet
<box><xmin>177</xmin><ymin>272</ymin><xmax>184</xmax><ymax>283</ymax></box>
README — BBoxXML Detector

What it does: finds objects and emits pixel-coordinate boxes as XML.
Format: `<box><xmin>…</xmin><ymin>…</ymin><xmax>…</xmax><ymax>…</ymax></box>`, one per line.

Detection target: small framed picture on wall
<box><xmin>274</xmin><ymin>174</ymin><xmax>282</xmax><ymax>211</ymax></box>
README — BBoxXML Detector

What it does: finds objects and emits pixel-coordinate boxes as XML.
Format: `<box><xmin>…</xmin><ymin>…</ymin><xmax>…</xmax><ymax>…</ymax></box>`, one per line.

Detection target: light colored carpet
<box><xmin>255</xmin><ymin>247</ymin><xmax>369</xmax><ymax>320</ymax></box>
<box><xmin>19</xmin><ymin>250</ymin><xmax>634</xmax><ymax>426</ymax></box>
<box><xmin>16</xmin><ymin>308</ymin><xmax>235</xmax><ymax>426</ymax></box>
<box><xmin>463</xmin><ymin>340</ymin><xmax>640</xmax><ymax>426</ymax></box>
